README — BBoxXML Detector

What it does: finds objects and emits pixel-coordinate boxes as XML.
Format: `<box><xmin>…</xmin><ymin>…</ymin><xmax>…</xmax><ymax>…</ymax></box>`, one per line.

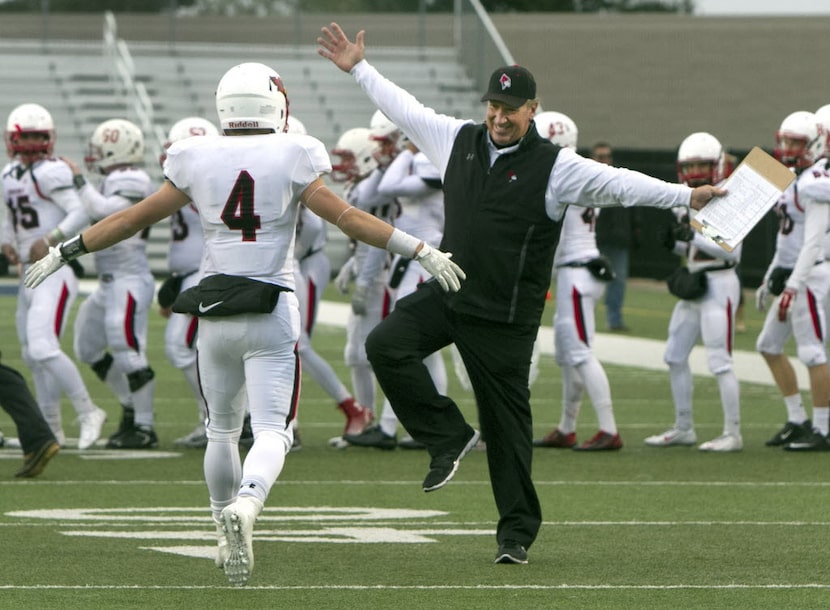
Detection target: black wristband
<box><xmin>72</xmin><ymin>174</ymin><xmax>87</xmax><ymax>189</ymax></box>
<box><xmin>59</xmin><ymin>234</ymin><xmax>88</xmax><ymax>262</ymax></box>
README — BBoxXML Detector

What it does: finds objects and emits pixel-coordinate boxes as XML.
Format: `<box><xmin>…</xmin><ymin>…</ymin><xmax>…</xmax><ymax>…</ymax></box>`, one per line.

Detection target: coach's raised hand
<box><xmin>317</xmin><ymin>22</ymin><xmax>365</xmax><ymax>73</ymax></box>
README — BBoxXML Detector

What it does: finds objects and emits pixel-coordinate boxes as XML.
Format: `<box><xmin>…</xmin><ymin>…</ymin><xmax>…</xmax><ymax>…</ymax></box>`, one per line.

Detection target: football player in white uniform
<box><xmin>290</xmin><ymin>115</ymin><xmax>372</xmax><ymax>449</ymax></box>
<box><xmin>328</xmin><ymin>125</ymin><xmax>390</xmax><ymax>447</ymax></box>
<box><xmin>157</xmin><ymin>117</ymin><xmax>218</xmax><ymax>449</ymax></box>
<box><xmin>344</xmin><ymin>140</ymin><xmax>446</xmax><ymax>450</ymax></box>
<box><xmin>24</xmin><ymin>61</ymin><xmax>463</xmax><ymax>586</ymax></box>
<box><xmin>645</xmin><ymin>132</ymin><xmax>743</xmax><ymax>452</ymax></box>
<box><xmin>756</xmin><ymin>111</ymin><xmax>830</xmax><ymax>451</ymax></box>
<box><xmin>67</xmin><ymin>118</ymin><xmax>158</xmax><ymax>449</ymax></box>
<box><xmin>1</xmin><ymin>103</ymin><xmax>106</xmax><ymax>449</ymax></box>
<box><xmin>531</xmin><ymin>111</ymin><xmax>622</xmax><ymax>451</ymax></box>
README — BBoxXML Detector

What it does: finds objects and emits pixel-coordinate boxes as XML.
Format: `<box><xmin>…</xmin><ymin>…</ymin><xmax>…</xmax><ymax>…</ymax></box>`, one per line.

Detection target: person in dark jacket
<box><xmin>318</xmin><ymin>22</ymin><xmax>725</xmax><ymax>565</ymax></box>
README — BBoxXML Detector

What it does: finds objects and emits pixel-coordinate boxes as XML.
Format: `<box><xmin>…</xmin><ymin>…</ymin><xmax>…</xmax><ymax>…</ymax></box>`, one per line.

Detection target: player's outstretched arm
<box><xmin>302</xmin><ymin>177</ymin><xmax>465</xmax><ymax>292</ymax></box>
<box><xmin>25</xmin><ymin>181</ymin><xmax>191</xmax><ymax>289</ymax></box>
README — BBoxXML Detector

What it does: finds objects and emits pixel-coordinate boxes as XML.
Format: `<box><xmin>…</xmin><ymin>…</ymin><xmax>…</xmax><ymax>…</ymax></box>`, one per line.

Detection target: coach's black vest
<box><xmin>440</xmin><ymin>122</ymin><xmax>561</xmax><ymax>325</ymax></box>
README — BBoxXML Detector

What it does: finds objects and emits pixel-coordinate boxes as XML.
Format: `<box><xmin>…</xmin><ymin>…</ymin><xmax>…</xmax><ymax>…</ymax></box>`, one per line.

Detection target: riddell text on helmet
<box><xmin>227</xmin><ymin>120</ymin><xmax>261</xmax><ymax>128</ymax></box>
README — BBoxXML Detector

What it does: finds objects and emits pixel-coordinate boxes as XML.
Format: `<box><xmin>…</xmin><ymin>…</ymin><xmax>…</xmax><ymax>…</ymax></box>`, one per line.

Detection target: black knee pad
<box><xmin>127</xmin><ymin>367</ymin><xmax>155</xmax><ymax>392</ymax></box>
<box><xmin>91</xmin><ymin>353</ymin><xmax>114</xmax><ymax>382</ymax></box>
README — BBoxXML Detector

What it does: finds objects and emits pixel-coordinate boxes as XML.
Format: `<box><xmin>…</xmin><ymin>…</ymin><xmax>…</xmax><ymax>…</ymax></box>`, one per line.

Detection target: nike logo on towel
<box><xmin>198</xmin><ymin>301</ymin><xmax>224</xmax><ymax>313</ymax></box>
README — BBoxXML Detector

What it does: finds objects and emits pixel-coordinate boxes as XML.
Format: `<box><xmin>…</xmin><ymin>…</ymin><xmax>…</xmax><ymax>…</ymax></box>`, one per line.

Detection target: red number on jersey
<box><xmin>221</xmin><ymin>171</ymin><xmax>260</xmax><ymax>241</ymax></box>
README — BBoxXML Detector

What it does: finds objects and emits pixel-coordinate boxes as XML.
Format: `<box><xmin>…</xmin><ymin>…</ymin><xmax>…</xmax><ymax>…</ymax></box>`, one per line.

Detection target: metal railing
<box><xmin>103</xmin><ymin>11</ymin><xmax>166</xmax><ymax>165</ymax></box>
<box><xmin>454</xmin><ymin>0</ymin><xmax>515</xmax><ymax>96</ymax></box>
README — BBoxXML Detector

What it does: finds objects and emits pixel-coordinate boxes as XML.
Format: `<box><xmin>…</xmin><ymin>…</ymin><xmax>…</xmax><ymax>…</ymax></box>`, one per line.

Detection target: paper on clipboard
<box><xmin>690</xmin><ymin>146</ymin><xmax>795</xmax><ymax>252</ymax></box>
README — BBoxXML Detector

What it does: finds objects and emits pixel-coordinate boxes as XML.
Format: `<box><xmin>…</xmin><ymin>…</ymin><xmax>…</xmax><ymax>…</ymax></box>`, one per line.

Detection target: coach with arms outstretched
<box><xmin>318</xmin><ymin>22</ymin><xmax>724</xmax><ymax>565</ymax></box>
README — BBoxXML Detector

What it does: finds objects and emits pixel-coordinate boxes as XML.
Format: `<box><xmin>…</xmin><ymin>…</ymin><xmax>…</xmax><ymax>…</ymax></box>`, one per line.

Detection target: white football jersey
<box><xmin>772</xmin><ymin>181</ymin><xmax>817</xmax><ymax>268</ymax></box>
<box><xmin>378</xmin><ymin>150</ymin><xmax>444</xmax><ymax>247</ymax></box>
<box><xmin>553</xmin><ymin>205</ymin><xmax>600</xmax><ymax>267</ymax></box>
<box><xmin>1</xmin><ymin>158</ymin><xmax>88</xmax><ymax>263</ymax></box>
<box><xmin>295</xmin><ymin>205</ymin><xmax>327</xmax><ymax>262</ymax></box>
<box><xmin>83</xmin><ymin>167</ymin><xmax>155</xmax><ymax>276</ymax></box>
<box><xmin>164</xmin><ymin>133</ymin><xmax>331</xmax><ymax>288</ymax></box>
<box><xmin>167</xmin><ymin>202</ymin><xmax>204</xmax><ymax>275</ymax></box>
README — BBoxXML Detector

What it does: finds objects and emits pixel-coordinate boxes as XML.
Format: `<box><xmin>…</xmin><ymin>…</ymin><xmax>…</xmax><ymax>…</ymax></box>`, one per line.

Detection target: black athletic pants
<box><xmin>0</xmin><ymin>363</ymin><xmax>57</xmax><ymax>454</ymax></box>
<box><xmin>366</xmin><ymin>283</ymin><xmax>542</xmax><ymax>549</ymax></box>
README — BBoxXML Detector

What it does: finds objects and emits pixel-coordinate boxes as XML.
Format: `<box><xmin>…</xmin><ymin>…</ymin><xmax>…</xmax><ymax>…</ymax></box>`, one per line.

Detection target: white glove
<box><xmin>351</xmin><ymin>284</ymin><xmax>368</xmax><ymax>316</ymax></box>
<box><xmin>334</xmin><ymin>257</ymin><xmax>355</xmax><ymax>295</ymax></box>
<box><xmin>416</xmin><ymin>244</ymin><xmax>465</xmax><ymax>293</ymax></box>
<box><xmin>755</xmin><ymin>284</ymin><xmax>770</xmax><ymax>312</ymax></box>
<box><xmin>24</xmin><ymin>246</ymin><xmax>66</xmax><ymax>289</ymax></box>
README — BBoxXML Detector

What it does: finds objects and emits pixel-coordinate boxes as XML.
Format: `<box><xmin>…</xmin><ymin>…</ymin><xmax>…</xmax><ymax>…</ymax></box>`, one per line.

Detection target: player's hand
<box><xmin>317</xmin><ymin>22</ymin><xmax>365</xmax><ymax>73</ymax></box>
<box><xmin>416</xmin><ymin>244</ymin><xmax>465</xmax><ymax>292</ymax></box>
<box><xmin>28</xmin><ymin>238</ymin><xmax>49</xmax><ymax>263</ymax></box>
<box><xmin>755</xmin><ymin>284</ymin><xmax>770</xmax><ymax>312</ymax></box>
<box><xmin>334</xmin><ymin>257</ymin><xmax>355</xmax><ymax>294</ymax></box>
<box><xmin>351</xmin><ymin>285</ymin><xmax>368</xmax><ymax>316</ymax></box>
<box><xmin>777</xmin><ymin>287</ymin><xmax>796</xmax><ymax>322</ymax></box>
<box><xmin>24</xmin><ymin>246</ymin><xmax>66</xmax><ymax>289</ymax></box>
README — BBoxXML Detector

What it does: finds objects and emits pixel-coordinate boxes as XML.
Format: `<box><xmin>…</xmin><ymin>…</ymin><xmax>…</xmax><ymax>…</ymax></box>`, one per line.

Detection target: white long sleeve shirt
<box><xmin>350</xmin><ymin>60</ymin><xmax>692</xmax><ymax>221</ymax></box>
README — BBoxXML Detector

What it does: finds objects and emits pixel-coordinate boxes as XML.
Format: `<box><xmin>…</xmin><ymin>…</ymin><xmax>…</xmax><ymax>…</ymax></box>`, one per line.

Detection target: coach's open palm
<box><xmin>24</xmin><ymin>247</ymin><xmax>65</xmax><ymax>289</ymax></box>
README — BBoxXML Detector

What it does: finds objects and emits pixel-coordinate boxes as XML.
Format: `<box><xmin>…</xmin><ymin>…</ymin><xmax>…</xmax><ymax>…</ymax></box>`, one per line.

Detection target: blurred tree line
<box><xmin>0</xmin><ymin>0</ymin><xmax>694</xmax><ymax>14</ymax></box>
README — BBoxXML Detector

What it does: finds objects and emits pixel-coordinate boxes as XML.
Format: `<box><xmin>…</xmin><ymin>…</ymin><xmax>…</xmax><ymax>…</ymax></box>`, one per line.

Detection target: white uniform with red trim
<box><xmin>757</xmin><ymin>174</ymin><xmax>830</xmax><ymax>366</ymax></box>
<box><xmin>73</xmin><ymin>166</ymin><xmax>157</xmax><ymax>427</ymax></box>
<box><xmin>661</xmin><ymin>204</ymin><xmax>742</xmax><ymax>441</ymax></box>
<box><xmin>2</xmin><ymin>156</ymin><xmax>98</xmax><ymax>440</ymax></box>
<box><xmin>294</xmin><ymin>204</ymin><xmax>352</xmax><ymax>403</ymax></box>
<box><xmin>163</xmin><ymin>131</ymin><xmax>330</xmax><ymax>505</ymax></box>
<box><xmin>164</xmin><ymin>202</ymin><xmax>204</xmax><ymax>370</ymax></box>
<box><xmin>552</xmin><ymin>205</ymin><xmax>618</xmax><ymax>437</ymax></box>
<box><xmin>343</xmin><ymin>168</ymin><xmax>396</xmax><ymax>411</ymax></box>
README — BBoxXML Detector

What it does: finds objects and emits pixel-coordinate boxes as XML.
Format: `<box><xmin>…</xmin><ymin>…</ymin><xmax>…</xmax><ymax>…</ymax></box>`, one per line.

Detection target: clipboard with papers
<box><xmin>690</xmin><ymin>146</ymin><xmax>795</xmax><ymax>252</ymax></box>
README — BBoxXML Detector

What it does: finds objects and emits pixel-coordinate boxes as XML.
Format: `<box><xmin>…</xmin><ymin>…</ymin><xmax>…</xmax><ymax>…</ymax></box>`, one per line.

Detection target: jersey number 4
<box><xmin>221</xmin><ymin>170</ymin><xmax>261</xmax><ymax>241</ymax></box>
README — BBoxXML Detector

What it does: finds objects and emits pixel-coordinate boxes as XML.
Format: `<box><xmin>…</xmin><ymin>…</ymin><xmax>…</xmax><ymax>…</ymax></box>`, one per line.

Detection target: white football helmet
<box><xmin>369</xmin><ymin>109</ymin><xmax>401</xmax><ymax>166</ymax></box>
<box><xmin>4</xmin><ymin>103</ymin><xmax>55</xmax><ymax>160</ymax></box>
<box><xmin>774</xmin><ymin>110</ymin><xmax>826</xmax><ymax>169</ymax></box>
<box><xmin>85</xmin><ymin>118</ymin><xmax>145</xmax><ymax>174</ymax></box>
<box><xmin>676</xmin><ymin>132</ymin><xmax>726</xmax><ymax>187</ymax></box>
<box><xmin>534</xmin><ymin>111</ymin><xmax>578</xmax><ymax>149</ymax></box>
<box><xmin>815</xmin><ymin>104</ymin><xmax>830</xmax><ymax>157</ymax></box>
<box><xmin>160</xmin><ymin>116</ymin><xmax>219</xmax><ymax>167</ymax></box>
<box><xmin>167</xmin><ymin>116</ymin><xmax>219</xmax><ymax>143</ymax></box>
<box><xmin>331</xmin><ymin>127</ymin><xmax>378</xmax><ymax>182</ymax></box>
<box><xmin>216</xmin><ymin>62</ymin><xmax>289</xmax><ymax>133</ymax></box>
<box><xmin>286</xmin><ymin>115</ymin><xmax>307</xmax><ymax>135</ymax></box>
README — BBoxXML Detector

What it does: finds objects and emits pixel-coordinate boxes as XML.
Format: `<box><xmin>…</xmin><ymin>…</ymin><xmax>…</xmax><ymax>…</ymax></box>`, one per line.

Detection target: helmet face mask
<box><xmin>533</xmin><ymin>110</ymin><xmax>578</xmax><ymax>150</ymax></box>
<box><xmin>774</xmin><ymin>111</ymin><xmax>825</xmax><ymax>170</ymax></box>
<box><xmin>216</xmin><ymin>62</ymin><xmax>289</xmax><ymax>134</ymax></box>
<box><xmin>331</xmin><ymin>127</ymin><xmax>378</xmax><ymax>182</ymax></box>
<box><xmin>4</xmin><ymin>103</ymin><xmax>55</xmax><ymax>162</ymax></box>
<box><xmin>85</xmin><ymin>118</ymin><xmax>145</xmax><ymax>174</ymax></box>
<box><xmin>677</xmin><ymin>132</ymin><xmax>725</xmax><ymax>187</ymax></box>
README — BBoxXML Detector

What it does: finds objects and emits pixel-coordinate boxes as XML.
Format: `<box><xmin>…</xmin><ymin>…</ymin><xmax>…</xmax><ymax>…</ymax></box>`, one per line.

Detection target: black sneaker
<box><xmin>107</xmin><ymin>405</ymin><xmax>135</xmax><ymax>445</ymax></box>
<box><xmin>494</xmin><ymin>540</ymin><xmax>528</xmax><ymax>564</ymax></box>
<box><xmin>106</xmin><ymin>424</ymin><xmax>158</xmax><ymax>449</ymax></box>
<box><xmin>290</xmin><ymin>429</ymin><xmax>302</xmax><ymax>453</ymax></box>
<box><xmin>766</xmin><ymin>420</ymin><xmax>812</xmax><ymax>446</ymax></box>
<box><xmin>344</xmin><ymin>425</ymin><xmax>397</xmax><ymax>450</ymax></box>
<box><xmin>422</xmin><ymin>426</ymin><xmax>481</xmax><ymax>492</ymax></box>
<box><xmin>784</xmin><ymin>428</ymin><xmax>830</xmax><ymax>452</ymax></box>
